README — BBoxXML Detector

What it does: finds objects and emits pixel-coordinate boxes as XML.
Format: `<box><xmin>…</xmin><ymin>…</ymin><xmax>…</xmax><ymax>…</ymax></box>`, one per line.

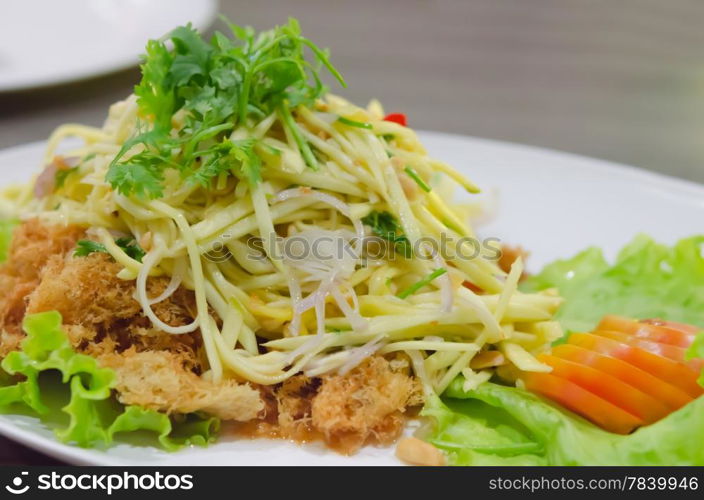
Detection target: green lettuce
<box><xmin>426</xmin><ymin>380</ymin><xmax>704</xmax><ymax>465</ymax></box>
<box><xmin>424</xmin><ymin>235</ymin><xmax>704</xmax><ymax>466</ymax></box>
<box><xmin>0</xmin><ymin>311</ymin><xmax>219</xmax><ymax>451</ymax></box>
<box><xmin>686</xmin><ymin>333</ymin><xmax>704</xmax><ymax>387</ymax></box>
<box><xmin>0</xmin><ymin>219</ymin><xmax>18</xmax><ymax>263</ymax></box>
<box><xmin>521</xmin><ymin>235</ymin><xmax>704</xmax><ymax>333</ymax></box>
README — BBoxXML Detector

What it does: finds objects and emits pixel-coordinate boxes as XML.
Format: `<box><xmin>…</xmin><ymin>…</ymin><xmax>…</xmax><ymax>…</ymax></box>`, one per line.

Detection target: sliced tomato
<box><xmin>538</xmin><ymin>354</ymin><xmax>670</xmax><ymax>424</ymax></box>
<box><xmin>523</xmin><ymin>372</ymin><xmax>643</xmax><ymax>434</ymax></box>
<box><xmin>598</xmin><ymin>315</ymin><xmax>694</xmax><ymax>348</ymax></box>
<box><xmin>552</xmin><ymin>344</ymin><xmax>693</xmax><ymax>411</ymax></box>
<box><xmin>523</xmin><ymin>316</ymin><xmax>704</xmax><ymax>435</ymax></box>
<box><xmin>592</xmin><ymin>330</ymin><xmax>704</xmax><ymax>372</ymax></box>
<box><xmin>383</xmin><ymin>113</ymin><xmax>407</xmax><ymax>126</ymax></box>
<box><xmin>641</xmin><ymin>318</ymin><xmax>702</xmax><ymax>335</ymax></box>
<box><xmin>567</xmin><ymin>333</ymin><xmax>703</xmax><ymax>398</ymax></box>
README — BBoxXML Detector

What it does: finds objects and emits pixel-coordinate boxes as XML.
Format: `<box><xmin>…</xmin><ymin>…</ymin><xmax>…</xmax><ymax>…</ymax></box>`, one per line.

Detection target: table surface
<box><xmin>1</xmin><ymin>0</ymin><xmax>704</xmax><ymax>465</ymax></box>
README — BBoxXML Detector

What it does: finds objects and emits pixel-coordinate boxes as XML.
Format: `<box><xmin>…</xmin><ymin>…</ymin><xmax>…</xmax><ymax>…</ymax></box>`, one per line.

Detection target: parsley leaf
<box><xmin>186</xmin><ymin>139</ymin><xmax>262</xmax><ymax>187</ymax></box>
<box><xmin>54</xmin><ymin>167</ymin><xmax>78</xmax><ymax>190</ymax></box>
<box><xmin>74</xmin><ymin>238</ymin><xmax>145</xmax><ymax>262</ymax></box>
<box><xmin>134</xmin><ymin>40</ymin><xmax>175</xmax><ymax>133</ymax></box>
<box><xmin>337</xmin><ymin>116</ymin><xmax>373</xmax><ymax>129</ymax></box>
<box><xmin>115</xmin><ymin>238</ymin><xmax>146</xmax><ymax>263</ymax></box>
<box><xmin>106</xmin><ymin>156</ymin><xmax>165</xmax><ymax>199</ymax></box>
<box><xmin>74</xmin><ymin>240</ymin><xmax>108</xmax><ymax>258</ymax></box>
<box><xmin>107</xmin><ymin>18</ymin><xmax>345</xmax><ymax>199</ymax></box>
<box><xmin>362</xmin><ymin>210</ymin><xmax>412</xmax><ymax>257</ymax></box>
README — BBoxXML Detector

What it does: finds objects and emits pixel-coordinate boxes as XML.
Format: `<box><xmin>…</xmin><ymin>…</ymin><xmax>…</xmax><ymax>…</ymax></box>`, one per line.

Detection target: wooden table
<box><xmin>1</xmin><ymin>0</ymin><xmax>703</xmax><ymax>464</ymax></box>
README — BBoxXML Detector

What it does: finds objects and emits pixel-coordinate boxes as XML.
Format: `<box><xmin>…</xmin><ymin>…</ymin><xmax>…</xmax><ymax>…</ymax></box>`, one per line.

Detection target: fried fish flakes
<box><xmin>0</xmin><ymin>220</ymin><xmax>423</xmax><ymax>451</ymax></box>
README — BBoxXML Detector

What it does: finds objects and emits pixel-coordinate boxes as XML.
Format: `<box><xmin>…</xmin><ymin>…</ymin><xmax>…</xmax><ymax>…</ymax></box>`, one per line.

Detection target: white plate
<box><xmin>0</xmin><ymin>0</ymin><xmax>218</xmax><ymax>92</ymax></box>
<box><xmin>0</xmin><ymin>132</ymin><xmax>702</xmax><ymax>465</ymax></box>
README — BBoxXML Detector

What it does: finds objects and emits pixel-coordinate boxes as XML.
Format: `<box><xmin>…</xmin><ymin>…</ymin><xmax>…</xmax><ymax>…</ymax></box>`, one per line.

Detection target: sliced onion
<box><xmin>286</xmin><ymin>273</ymin><xmax>303</xmax><ymax>336</ymax></box>
<box><xmin>314</xmin><ymin>290</ymin><xmax>327</xmax><ymax>336</ymax></box>
<box><xmin>34</xmin><ymin>156</ymin><xmax>81</xmax><ymax>198</ymax></box>
<box><xmin>346</xmin><ymin>282</ymin><xmax>361</xmax><ymax>311</ymax></box>
<box><xmin>303</xmin><ymin>351</ymin><xmax>349</xmax><ymax>377</ymax></box>
<box><xmin>34</xmin><ymin>163</ymin><xmax>59</xmax><ymax>198</ymax></box>
<box><xmin>423</xmin><ymin>243</ymin><xmax>453</xmax><ymax>312</ymax></box>
<box><xmin>274</xmin><ymin>187</ymin><xmax>365</xmax><ymax>245</ymax></box>
<box><xmin>331</xmin><ymin>285</ymin><xmax>368</xmax><ymax>332</ymax></box>
<box><xmin>136</xmin><ymin>249</ymin><xmax>198</xmax><ymax>335</ymax></box>
<box><xmin>148</xmin><ymin>257</ymin><xmax>185</xmax><ymax>305</ymax></box>
<box><xmin>285</xmin><ymin>329</ymin><xmax>326</xmax><ymax>364</ymax></box>
<box><xmin>294</xmin><ymin>276</ymin><xmax>334</xmax><ymax>316</ymax></box>
<box><xmin>285</xmin><ymin>278</ymin><xmax>334</xmax><ymax>361</ymax></box>
<box><xmin>275</xmin><ymin>187</ymin><xmax>369</xmax><ymax>354</ymax></box>
<box><xmin>338</xmin><ymin>334</ymin><xmax>386</xmax><ymax>375</ymax></box>
<box><xmin>275</xmin><ymin>187</ymin><xmax>351</xmax><ymax>216</ymax></box>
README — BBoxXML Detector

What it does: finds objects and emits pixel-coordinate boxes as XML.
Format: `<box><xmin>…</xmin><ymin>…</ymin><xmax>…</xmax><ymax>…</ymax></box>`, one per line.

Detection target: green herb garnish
<box><xmin>397</xmin><ymin>268</ymin><xmax>447</xmax><ymax>299</ymax></box>
<box><xmin>74</xmin><ymin>240</ymin><xmax>108</xmax><ymax>258</ymax></box>
<box><xmin>362</xmin><ymin>210</ymin><xmax>412</xmax><ymax>257</ymax></box>
<box><xmin>54</xmin><ymin>167</ymin><xmax>78</xmax><ymax>190</ymax></box>
<box><xmin>107</xmin><ymin>18</ymin><xmax>345</xmax><ymax>198</ymax></box>
<box><xmin>404</xmin><ymin>166</ymin><xmax>431</xmax><ymax>192</ymax></box>
<box><xmin>337</xmin><ymin>116</ymin><xmax>373</xmax><ymax>129</ymax></box>
<box><xmin>74</xmin><ymin>238</ymin><xmax>145</xmax><ymax>262</ymax></box>
<box><xmin>280</xmin><ymin>99</ymin><xmax>319</xmax><ymax>170</ymax></box>
<box><xmin>115</xmin><ymin>237</ymin><xmax>147</xmax><ymax>262</ymax></box>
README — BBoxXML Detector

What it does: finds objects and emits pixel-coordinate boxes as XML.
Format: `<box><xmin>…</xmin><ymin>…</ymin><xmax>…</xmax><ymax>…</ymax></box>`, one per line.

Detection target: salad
<box><xmin>0</xmin><ymin>18</ymin><xmax>701</xmax><ymax>465</ymax></box>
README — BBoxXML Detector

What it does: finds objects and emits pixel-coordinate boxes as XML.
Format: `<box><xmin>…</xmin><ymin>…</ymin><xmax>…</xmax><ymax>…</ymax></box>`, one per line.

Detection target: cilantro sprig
<box><xmin>108</xmin><ymin>18</ymin><xmax>345</xmax><ymax>198</ymax></box>
<box><xmin>362</xmin><ymin>210</ymin><xmax>412</xmax><ymax>257</ymax></box>
<box><xmin>74</xmin><ymin>238</ymin><xmax>146</xmax><ymax>262</ymax></box>
<box><xmin>74</xmin><ymin>240</ymin><xmax>109</xmax><ymax>258</ymax></box>
<box><xmin>397</xmin><ymin>268</ymin><xmax>447</xmax><ymax>299</ymax></box>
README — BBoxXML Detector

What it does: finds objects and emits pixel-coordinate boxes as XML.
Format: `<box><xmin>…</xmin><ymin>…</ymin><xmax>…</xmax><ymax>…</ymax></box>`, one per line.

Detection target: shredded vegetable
<box><xmin>0</xmin><ymin>19</ymin><xmax>560</xmax><ymax>394</ymax></box>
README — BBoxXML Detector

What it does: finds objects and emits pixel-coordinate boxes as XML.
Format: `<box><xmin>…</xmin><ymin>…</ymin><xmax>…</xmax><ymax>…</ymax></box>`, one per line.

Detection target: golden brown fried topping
<box><xmin>0</xmin><ymin>219</ymin><xmax>84</xmax><ymax>354</ymax></box>
<box><xmin>99</xmin><ymin>349</ymin><xmax>263</xmax><ymax>421</ymax></box>
<box><xmin>0</xmin><ymin>220</ymin><xmax>423</xmax><ymax>452</ymax></box>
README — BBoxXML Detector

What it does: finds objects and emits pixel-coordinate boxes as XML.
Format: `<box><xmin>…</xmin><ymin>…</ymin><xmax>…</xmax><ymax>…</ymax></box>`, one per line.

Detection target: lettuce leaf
<box><xmin>424</xmin><ymin>235</ymin><xmax>704</xmax><ymax>466</ymax></box>
<box><xmin>521</xmin><ymin>235</ymin><xmax>704</xmax><ymax>333</ymax></box>
<box><xmin>0</xmin><ymin>311</ymin><xmax>219</xmax><ymax>451</ymax></box>
<box><xmin>686</xmin><ymin>333</ymin><xmax>704</xmax><ymax>388</ymax></box>
<box><xmin>426</xmin><ymin>380</ymin><xmax>704</xmax><ymax>465</ymax></box>
<box><xmin>0</xmin><ymin>219</ymin><xmax>18</xmax><ymax>263</ymax></box>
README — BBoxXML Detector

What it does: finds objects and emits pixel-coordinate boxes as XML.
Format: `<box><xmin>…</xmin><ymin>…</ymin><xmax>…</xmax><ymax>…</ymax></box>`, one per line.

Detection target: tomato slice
<box><xmin>641</xmin><ymin>318</ymin><xmax>702</xmax><ymax>335</ymax></box>
<box><xmin>383</xmin><ymin>113</ymin><xmax>407</xmax><ymax>126</ymax></box>
<box><xmin>567</xmin><ymin>333</ymin><xmax>703</xmax><ymax>398</ymax></box>
<box><xmin>592</xmin><ymin>330</ymin><xmax>704</xmax><ymax>372</ymax></box>
<box><xmin>538</xmin><ymin>354</ymin><xmax>670</xmax><ymax>424</ymax></box>
<box><xmin>523</xmin><ymin>372</ymin><xmax>643</xmax><ymax>434</ymax></box>
<box><xmin>523</xmin><ymin>316</ymin><xmax>704</xmax><ymax>435</ymax></box>
<box><xmin>598</xmin><ymin>315</ymin><xmax>694</xmax><ymax>348</ymax></box>
<box><xmin>551</xmin><ymin>344</ymin><xmax>693</xmax><ymax>411</ymax></box>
